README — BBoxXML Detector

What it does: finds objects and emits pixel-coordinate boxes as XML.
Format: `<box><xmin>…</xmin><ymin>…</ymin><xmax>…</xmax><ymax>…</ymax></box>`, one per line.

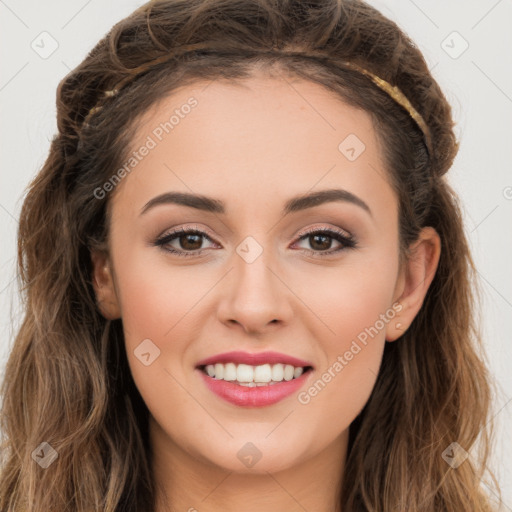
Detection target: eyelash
<box><xmin>154</xmin><ymin>225</ymin><xmax>357</xmax><ymax>258</ymax></box>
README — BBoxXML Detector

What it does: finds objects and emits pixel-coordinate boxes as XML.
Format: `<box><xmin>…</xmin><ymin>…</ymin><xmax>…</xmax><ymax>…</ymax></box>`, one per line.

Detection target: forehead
<box><xmin>109</xmin><ymin>74</ymin><xmax>395</xmax><ymax>224</ymax></box>
<box><xmin>128</xmin><ymin>72</ymin><xmax>383</xmax><ymax>162</ymax></box>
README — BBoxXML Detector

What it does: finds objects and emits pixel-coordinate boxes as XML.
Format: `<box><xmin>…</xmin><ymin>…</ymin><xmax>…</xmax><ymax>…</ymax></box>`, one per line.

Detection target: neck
<box><xmin>150</xmin><ymin>416</ymin><xmax>348</xmax><ymax>512</ymax></box>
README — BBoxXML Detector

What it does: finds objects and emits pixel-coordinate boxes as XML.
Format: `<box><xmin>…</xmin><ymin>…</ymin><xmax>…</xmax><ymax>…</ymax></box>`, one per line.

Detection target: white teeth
<box><xmin>271</xmin><ymin>363</ymin><xmax>284</xmax><ymax>381</ymax></box>
<box><xmin>254</xmin><ymin>364</ymin><xmax>272</xmax><ymax>383</ymax></box>
<box><xmin>283</xmin><ymin>364</ymin><xmax>294</xmax><ymax>381</ymax></box>
<box><xmin>236</xmin><ymin>364</ymin><xmax>254</xmax><ymax>382</ymax></box>
<box><xmin>214</xmin><ymin>363</ymin><xmax>224</xmax><ymax>379</ymax></box>
<box><xmin>223</xmin><ymin>362</ymin><xmax>237</xmax><ymax>381</ymax></box>
<box><xmin>202</xmin><ymin>362</ymin><xmax>309</xmax><ymax>384</ymax></box>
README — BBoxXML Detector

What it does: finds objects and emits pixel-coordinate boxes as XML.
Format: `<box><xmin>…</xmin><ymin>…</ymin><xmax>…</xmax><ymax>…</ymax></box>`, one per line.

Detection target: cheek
<box><xmin>110</xmin><ymin>246</ymin><xmax>215</xmax><ymax>400</ymax></box>
<box><xmin>293</xmin><ymin>250</ymin><xmax>398</xmax><ymax>420</ymax></box>
<box><xmin>113</xmin><ymin>246</ymin><xmax>209</xmax><ymax>344</ymax></box>
<box><xmin>296</xmin><ymin>291</ymin><xmax>391</xmax><ymax>437</ymax></box>
<box><xmin>114</xmin><ymin>260</ymin><xmax>209</xmax><ymax>437</ymax></box>
<box><xmin>295</xmin><ymin>244</ymin><xmax>398</xmax><ymax>347</ymax></box>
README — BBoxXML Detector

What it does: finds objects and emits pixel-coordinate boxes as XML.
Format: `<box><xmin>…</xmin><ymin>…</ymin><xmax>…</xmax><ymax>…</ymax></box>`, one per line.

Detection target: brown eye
<box><xmin>154</xmin><ymin>228</ymin><xmax>217</xmax><ymax>257</ymax></box>
<box><xmin>293</xmin><ymin>228</ymin><xmax>357</xmax><ymax>257</ymax></box>
<box><xmin>308</xmin><ymin>233</ymin><xmax>335</xmax><ymax>251</ymax></box>
<box><xmin>179</xmin><ymin>232</ymin><xmax>203</xmax><ymax>251</ymax></box>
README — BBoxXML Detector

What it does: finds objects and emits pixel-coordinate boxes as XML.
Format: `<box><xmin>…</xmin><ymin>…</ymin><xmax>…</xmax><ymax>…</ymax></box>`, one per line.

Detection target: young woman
<box><xmin>0</xmin><ymin>0</ymin><xmax>501</xmax><ymax>510</ymax></box>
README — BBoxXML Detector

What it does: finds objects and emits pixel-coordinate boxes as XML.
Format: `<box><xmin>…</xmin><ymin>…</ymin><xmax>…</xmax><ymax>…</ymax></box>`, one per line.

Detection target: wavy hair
<box><xmin>0</xmin><ymin>0</ymin><xmax>500</xmax><ymax>510</ymax></box>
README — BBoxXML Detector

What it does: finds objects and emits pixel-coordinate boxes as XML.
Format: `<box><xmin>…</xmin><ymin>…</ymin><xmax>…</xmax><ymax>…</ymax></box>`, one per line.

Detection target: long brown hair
<box><xmin>0</xmin><ymin>0</ymin><xmax>501</xmax><ymax>510</ymax></box>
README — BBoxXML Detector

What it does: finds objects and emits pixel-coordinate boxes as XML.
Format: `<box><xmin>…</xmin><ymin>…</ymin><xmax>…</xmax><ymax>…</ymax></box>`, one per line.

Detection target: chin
<box><xmin>189</xmin><ymin>433</ymin><xmax>309</xmax><ymax>475</ymax></box>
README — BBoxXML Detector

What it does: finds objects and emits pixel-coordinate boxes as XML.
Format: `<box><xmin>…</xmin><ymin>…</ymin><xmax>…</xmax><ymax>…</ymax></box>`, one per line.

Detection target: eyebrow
<box><xmin>140</xmin><ymin>188</ymin><xmax>372</xmax><ymax>217</ymax></box>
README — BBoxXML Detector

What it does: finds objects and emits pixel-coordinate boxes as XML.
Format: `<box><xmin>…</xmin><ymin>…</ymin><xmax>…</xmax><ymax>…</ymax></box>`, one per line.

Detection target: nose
<box><xmin>216</xmin><ymin>245</ymin><xmax>294</xmax><ymax>336</ymax></box>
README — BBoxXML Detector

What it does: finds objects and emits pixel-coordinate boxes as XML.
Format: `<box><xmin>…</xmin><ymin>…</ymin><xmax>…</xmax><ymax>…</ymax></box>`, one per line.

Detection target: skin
<box><xmin>91</xmin><ymin>70</ymin><xmax>440</xmax><ymax>512</ymax></box>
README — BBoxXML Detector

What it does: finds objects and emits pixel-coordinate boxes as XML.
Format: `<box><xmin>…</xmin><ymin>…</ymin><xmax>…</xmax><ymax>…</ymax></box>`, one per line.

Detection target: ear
<box><xmin>90</xmin><ymin>249</ymin><xmax>121</xmax><ymax>320</ymax></box>
<box><xmin>385</xmin><ymin>227</ymin><xmax>441</xmax><ymax>342</ymax></box>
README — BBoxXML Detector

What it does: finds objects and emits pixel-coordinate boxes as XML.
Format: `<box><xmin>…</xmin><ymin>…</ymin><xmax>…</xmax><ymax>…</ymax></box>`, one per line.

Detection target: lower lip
<box><xmin>197</xmin><ymin>368</ymin><xmax>312</xmax><ymax>407</ymax></box>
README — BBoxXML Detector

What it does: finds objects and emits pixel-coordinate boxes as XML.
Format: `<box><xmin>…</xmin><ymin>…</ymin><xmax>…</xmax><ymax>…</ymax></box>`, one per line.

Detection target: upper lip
<box><xmin>196</xmin><ymin>351</ymin><xmax>313</xmax><ymax>368</ymax></box>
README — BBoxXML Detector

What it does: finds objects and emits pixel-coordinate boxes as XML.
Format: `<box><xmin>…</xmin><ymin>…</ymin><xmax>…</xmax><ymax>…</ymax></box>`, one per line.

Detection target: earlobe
<box><xmin>90</xmin><ymin>249</ymin><xmax>121</xmax><ymax>320</ymax></box>
<box><xmin>385</xmin><ymin>227</ymin><xmax>441</xmax><ymax>342</ymax></box>
<box><xmin>385</xmin><ymin>302</ymin><xmax>406</xmax><ymax>342</ymax></box>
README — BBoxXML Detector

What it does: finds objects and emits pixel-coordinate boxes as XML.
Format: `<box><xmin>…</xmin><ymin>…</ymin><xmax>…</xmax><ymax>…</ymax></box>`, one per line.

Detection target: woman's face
<box><xmin>92</xmin><ymin>72</ymin><xmax>438</xmax><ymax>475</ymax></box>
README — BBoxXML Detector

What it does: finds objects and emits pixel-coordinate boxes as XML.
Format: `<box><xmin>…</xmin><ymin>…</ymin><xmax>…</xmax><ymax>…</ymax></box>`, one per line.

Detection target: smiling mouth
<box><xmin>197</xmin><ymin>362</ymin><xmax>314</xmax><ymax>387</ymax></box>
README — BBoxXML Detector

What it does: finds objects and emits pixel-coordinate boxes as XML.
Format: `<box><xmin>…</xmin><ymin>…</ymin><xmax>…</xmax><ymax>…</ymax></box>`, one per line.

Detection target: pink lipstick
<box><xmin>196</xmin><ymin>351</ymin><xmax>314</xmax><ymax>407</ymax></box>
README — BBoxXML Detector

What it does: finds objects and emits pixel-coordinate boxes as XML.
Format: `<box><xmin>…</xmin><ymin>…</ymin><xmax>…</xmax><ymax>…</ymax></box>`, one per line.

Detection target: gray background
<box><xmin>1</xmin><ymin>0</ymin><xmax>511</xmax><ymax>508</ymax></box>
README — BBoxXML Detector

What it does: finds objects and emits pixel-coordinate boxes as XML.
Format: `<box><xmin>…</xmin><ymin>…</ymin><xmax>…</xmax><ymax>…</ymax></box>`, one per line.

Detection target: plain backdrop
<box><xmin>1</xmin><ymin>0</ymin><xmax>511</xmax><ymax>508</ymax></box>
